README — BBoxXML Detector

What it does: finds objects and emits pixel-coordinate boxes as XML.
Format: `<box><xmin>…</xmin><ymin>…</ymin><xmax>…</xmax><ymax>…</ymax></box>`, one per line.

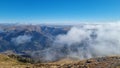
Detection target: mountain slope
<box><xmin>34</xmin><ymin>56</ymin><xmax>120</xmax><ymax>68</ymax></box>
<box><xmin>0</xmin><ymin>54</ymin><xmax>120</xmax><ymax>68</ymax></box>
<box><xmin>0</xmin><ymin>54</ymin><xmax>33</xmax><ymax>68</ymax></box>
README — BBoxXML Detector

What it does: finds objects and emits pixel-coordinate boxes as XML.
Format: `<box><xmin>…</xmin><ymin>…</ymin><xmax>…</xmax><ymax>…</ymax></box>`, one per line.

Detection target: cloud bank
<box><xmin>40</xmin><ymin>23</ymin><xmax>120</xmax><ymax>62</ymax></box>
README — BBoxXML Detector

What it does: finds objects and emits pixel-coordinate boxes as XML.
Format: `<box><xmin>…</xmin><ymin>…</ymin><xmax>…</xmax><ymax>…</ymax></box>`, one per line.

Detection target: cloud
<box><xmin>11</xmin><ymin>35</ymin><xmax>32</xmax><ymax>45</ymax></box>
<box><xmin>40</xmin><ymin>23</ymin><xmax>120</xmax><ymax>62</ymax></box>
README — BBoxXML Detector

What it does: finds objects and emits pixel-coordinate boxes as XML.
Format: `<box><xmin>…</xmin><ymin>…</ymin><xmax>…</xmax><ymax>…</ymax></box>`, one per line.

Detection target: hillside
<box><xmin>0</xmin><ymin>54</ymin><xmax>120</xmax><ymax>68</ymax></box>
<box><xmin>35</xmin><ymin>56</ymin><xmax>120</xmax><ymax>68</ymax></box>
<box><xmin>0</xmin><ymin>54</ymin><xmax>33</xmax><ymax>68</ymax></box>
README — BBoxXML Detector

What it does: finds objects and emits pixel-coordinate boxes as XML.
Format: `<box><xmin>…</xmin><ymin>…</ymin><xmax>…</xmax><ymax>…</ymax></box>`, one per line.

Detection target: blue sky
<box><xmin>0</xmin><ymin>0</ymin><xmax>120</xmax><ymax>24</ymax></box>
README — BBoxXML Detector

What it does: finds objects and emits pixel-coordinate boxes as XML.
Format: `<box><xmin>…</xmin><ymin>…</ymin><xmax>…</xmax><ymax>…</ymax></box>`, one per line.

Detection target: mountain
<box><xmin>0</xmin><ymin>24</ymin><xmax>69</xmax><ymax>55</ymax></box>
<box><xmin>1</xmin><ymin>24</ymin><xmax>120</xmax><ymax>68</ymax></box>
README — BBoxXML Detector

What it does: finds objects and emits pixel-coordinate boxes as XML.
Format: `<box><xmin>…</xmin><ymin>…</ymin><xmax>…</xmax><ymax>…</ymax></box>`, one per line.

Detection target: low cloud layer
<box><xmin>40</xmin><ymin>23</ymin><xmax>120</xmax><ymax>62</ymax></box>
<box><xmin>11</xmin><ymin>35</ymin><xmax>32</xmax><ymax>45</ymax></box>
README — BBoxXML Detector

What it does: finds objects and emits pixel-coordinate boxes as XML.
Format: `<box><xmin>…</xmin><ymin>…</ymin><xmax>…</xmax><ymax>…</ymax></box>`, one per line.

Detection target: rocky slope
<box><xmin>34</xmin><ymin>56</ymin><xmax>120</xmax><ymax>68</ymax></box>
<box><xmin>0</xmin><ymin>54</ymin><xmax>120</xmax><ymax>68</ymax></box>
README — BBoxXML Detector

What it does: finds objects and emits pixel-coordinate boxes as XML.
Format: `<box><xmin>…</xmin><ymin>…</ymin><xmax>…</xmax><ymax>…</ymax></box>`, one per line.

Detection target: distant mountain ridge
<box><xmin>0</xmin><ymin>24</ymin><xmax>69</xmax><ymax>56</ymax></box>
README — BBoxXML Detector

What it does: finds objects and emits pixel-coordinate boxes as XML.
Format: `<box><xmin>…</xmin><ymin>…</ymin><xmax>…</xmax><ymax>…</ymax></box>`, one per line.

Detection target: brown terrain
<box><xmin>34</xmin><ymin>56</ymin><xmax>120</xmax><ymax>68</ymax></box>
<box><xmin>0</xmin><ymin>54</ymin><xmax>120</xmax><ymax>68</ymax></box>
<box><xmin>0</xmin><ymin>54</ymin><xmax>33</xmax><ymax>68</ymax></box>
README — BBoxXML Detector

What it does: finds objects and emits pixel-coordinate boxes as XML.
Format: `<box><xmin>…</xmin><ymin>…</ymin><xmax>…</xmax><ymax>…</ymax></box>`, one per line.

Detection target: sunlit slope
<box><xmin>0</xmin><ymin>54</ymin><xmax>19</xmax><ymax>65</ymax></box>
<box><xmin>0</xmin><ymin>54</ymin><xmax>33</xmax><ymax>68</ymax></box>
<box><xmin>35</xmin><ymin>56</ymin><xmax>120</xmax><ymax>68</ymax></box>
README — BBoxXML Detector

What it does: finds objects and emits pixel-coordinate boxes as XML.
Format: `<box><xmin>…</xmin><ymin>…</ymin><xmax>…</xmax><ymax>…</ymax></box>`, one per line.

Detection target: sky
<box><xmin>0</xmin><ymin>0</ymin><xmax>120</xmax><ymax>24</ymax></box>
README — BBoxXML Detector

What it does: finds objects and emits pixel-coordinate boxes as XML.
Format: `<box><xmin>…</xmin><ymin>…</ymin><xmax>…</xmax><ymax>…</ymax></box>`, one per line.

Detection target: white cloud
<box><xmin>11</xmin><ymin>35</ymin><xmax>32</xmax><ymax>45</ymax></box>
<box><xmin>42</xmin><ymin>23</ymin><xmax>120</xmax><ymax>61</ymax></box>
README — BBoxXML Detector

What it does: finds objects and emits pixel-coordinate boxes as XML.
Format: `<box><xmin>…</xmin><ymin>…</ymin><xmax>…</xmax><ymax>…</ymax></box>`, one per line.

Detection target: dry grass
<box><xmin>0</xmin><ymin>54</ymin><xmax>33</xmax><ymax>68</ymax></box>
<box><xmin>34</xmin><ymin>56</ymin><xmax>120</xmax><ymax>68</ymax></box>
<box><xmin>0</xmin><ymin>54</ymin><xmax>120</xmax><ymax>68</ymax></box>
